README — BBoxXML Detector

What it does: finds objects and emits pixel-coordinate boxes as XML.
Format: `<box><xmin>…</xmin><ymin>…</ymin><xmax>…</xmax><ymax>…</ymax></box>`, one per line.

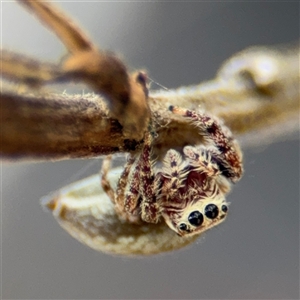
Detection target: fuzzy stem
<box><xmin>1</xmin><ymin>45</ymin><xmax>299</xmax><ymax>160</ymax></box>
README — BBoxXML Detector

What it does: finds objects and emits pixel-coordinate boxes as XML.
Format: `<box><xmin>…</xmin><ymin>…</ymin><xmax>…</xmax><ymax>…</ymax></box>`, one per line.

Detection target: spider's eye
<box><xmin>188</xmin><ymin>211</ymin><xmax>204</xmax><ymax>227</ymax></box>
<box><xmin>179</xmin><ymin>223</ymin><xmax>188</xmax><ymax>231</ymax></box>
<box><xmin>221</xmin><ymin>204</ymin><xmax>228</xmax><ymax>213</ymax></box>
<box><xmin>205</xmin><ymin>204</ymin><xmax>219</xmax><ymax>219</ymax></box>
<box><xmin>136</xmin><ymin>72</ymin><xmax>147</xmax><ymax>85</ymax></box>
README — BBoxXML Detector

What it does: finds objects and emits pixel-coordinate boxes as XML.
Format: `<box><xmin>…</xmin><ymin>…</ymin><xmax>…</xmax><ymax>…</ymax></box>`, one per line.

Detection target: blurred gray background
<box><xmin>2</xmin><ymin>1</ymin><xmax>299</xmax><ymax>299</ymax></box>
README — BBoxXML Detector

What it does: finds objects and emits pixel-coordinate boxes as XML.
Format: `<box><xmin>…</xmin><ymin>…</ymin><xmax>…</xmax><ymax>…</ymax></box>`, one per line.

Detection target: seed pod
<box><xmin>41</xmin><ymin>167</ymin><xmax>199</xmax><ymax>256</ymax></box>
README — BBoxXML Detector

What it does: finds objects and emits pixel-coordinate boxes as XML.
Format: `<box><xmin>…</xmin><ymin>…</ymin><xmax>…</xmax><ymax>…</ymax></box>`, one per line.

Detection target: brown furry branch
<box><xmin>1</xmin><ymin>0</ymin><xmax>299</xmax><ymax>161</ymax></box>
<box><xmin>1</xmin><ymin>45</ymin><xmax>299</xmax><ymax>160</ymax></box>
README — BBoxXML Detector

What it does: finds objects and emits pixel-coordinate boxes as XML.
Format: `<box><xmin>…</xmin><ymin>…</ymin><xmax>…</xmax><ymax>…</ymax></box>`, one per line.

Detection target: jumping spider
<box><xmin>102</xmin><ymin>106</ymin><xmax>243</xmax><ymax>237</ymax></box>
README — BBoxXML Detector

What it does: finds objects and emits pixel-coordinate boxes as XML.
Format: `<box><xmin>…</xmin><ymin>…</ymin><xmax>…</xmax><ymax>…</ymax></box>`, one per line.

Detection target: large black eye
<box><xmin>188</xmin><ymin>211</ymin><xmax>204</xmax><ymax>227</ymax></box>
<box><xmin>205</xmin><ymin>204</ymin><xmax>219</xmax><ymax>219</ymax></box>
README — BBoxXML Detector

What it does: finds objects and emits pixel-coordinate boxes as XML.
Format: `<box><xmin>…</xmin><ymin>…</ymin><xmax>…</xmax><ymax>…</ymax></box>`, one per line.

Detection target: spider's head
<box><xmin>162</xmin><ymin>195</ymin><xmax>229</xmax><ymax>237</ymax></box>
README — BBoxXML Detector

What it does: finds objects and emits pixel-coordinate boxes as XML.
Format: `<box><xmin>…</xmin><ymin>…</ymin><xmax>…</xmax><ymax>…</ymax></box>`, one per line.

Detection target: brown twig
<box><xmin>1</xmin><ymin>45</ymin><xmax>299</xmax><ymax>160</ymax></box>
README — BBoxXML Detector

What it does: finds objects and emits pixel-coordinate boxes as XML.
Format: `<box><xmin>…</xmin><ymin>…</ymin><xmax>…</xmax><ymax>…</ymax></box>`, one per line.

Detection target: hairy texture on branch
<box><xmin>1</xmin><ymin>91</ymin><xmax>140</xmax><ymax>159</ymax></box>
<box><xmin>1</xmin><ymin>45</ymin><xmax>299</xmax><ymax>160</ymax></box>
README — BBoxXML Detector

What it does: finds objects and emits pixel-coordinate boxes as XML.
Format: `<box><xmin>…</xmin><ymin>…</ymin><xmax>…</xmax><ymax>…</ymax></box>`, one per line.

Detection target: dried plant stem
<box><xmin>1</xmin><ymin>45</ymin><xmax>299</xmax><ymax>160</ymax></box>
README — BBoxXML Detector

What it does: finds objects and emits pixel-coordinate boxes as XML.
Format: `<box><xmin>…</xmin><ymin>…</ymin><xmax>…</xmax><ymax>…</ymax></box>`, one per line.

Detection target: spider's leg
<box><xmin>116</xmin><ymin>154</ymin><xmax>140</xmax><ymax>214</ymax></box>
<box><xmin>137</xmin><ymin>131</ymin><xmax>161</xmax><ymax>223</ymax></box>
<box><xmin>100</xmin><ymin>155</ymin><xmax>115</xmax><ymax>203</ymax></box>
<box><xmin>100</xmin><ymin>153</ymin><xmax>140</xmax><ymax>223</ymax></box>
<box><xmin>170</xmin><ymin>106</ymin><xmax>243</xmax><ymax>182</ymax></box>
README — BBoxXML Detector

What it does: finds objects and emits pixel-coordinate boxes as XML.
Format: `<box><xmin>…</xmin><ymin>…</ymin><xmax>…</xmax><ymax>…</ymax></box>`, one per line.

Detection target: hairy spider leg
<box><xmin>116</xmin><ymin>154</ymin><xmax>138</xmax><ymax>211</ymax></box>
<box><xmin>101</xmin><ymin>154</ymin><xmax>141</xmax><ymax>222</ymax></box>
<box><xmin>134</xmin><ymin>131</ymin><xmax>161</xmax><ymax>223</ymax></box>
<box><xmin>170</xmin><ymin>106</ymin><xmax>243</xmax><ymax>182</ymax></box>
<box><xmin>120</xmin><ymin>155</ymin><xmax>144</xmax><ymax>223</ymax></box>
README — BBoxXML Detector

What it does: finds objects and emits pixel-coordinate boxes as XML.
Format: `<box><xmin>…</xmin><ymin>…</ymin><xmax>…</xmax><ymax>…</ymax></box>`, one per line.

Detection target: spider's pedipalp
<box><xmin>183</xmin><ymin>145</ymin><xmax>220</xmax><ymax>177</ymax></box>
<box><xmin>159</xmin><ymin>149</ymin><xmax>189</xmax><ymax>199</ymax></box>
<box><xmin>161</xmin><ymin>149</ymin><xmax>188</xmax><ymax>179</ymax></box>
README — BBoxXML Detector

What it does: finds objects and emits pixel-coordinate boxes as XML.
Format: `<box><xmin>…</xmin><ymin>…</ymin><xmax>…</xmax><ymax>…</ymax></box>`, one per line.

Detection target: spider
<box><xmin>101</xmin><ymin>105</ymin><xmax>243</xmax><ymax>237</ymax></box>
